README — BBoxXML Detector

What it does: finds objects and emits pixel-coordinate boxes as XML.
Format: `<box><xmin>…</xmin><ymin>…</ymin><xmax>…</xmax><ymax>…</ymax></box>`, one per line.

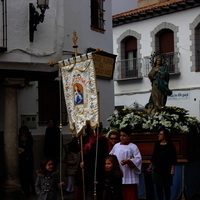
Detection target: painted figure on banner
<box><xmin>74</xmin><ymin>84</ymin><xmax>84</xmax><ymax>105</ymax></box>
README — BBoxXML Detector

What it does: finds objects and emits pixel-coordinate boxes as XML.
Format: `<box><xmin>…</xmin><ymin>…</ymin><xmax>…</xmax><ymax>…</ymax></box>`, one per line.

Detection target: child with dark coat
<box><xmin>104</xmin><ymin>155</ymin><xmax>123</xmax><ymax>200</ymax></box>
<box><xmin>35</xmin><ymin>158</ymin><xmax>64</xmax><ymax>200</ymax></box>
<box><xmin>63</xmin><ymin>137</ymin><xmax>80</xmax><ymax>193</ymax></box>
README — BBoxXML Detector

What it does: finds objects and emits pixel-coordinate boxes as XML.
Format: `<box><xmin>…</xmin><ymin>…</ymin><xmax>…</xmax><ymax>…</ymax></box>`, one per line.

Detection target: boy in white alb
<box><xmin>110</xmin><ymin>127</ymin><xmax>142</xmax><ymax>200</ymax></box>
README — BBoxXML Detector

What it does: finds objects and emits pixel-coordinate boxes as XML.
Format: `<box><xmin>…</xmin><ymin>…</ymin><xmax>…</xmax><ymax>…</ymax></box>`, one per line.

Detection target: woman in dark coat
<box><xmin>18</xmin><ymin>125</ymin><xmax>35</xmax><ymax>197</ymax></box>
<box><xmin>43</xmin><ymin>119</ymin><xmax>61</xmax><ymax>162</ymax></box>
<box><xmin>147</xmin><ymin>127</ymin><xmax>177</xmax><ymax>200</ymax></box>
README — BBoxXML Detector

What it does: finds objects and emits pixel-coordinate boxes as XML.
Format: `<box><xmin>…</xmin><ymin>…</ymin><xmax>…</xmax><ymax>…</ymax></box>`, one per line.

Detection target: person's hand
<box><xmin>120</xmin><ymin>159</ymin><xmax>129</xmax><ymax>165</ymax></box>
<box><xmin>170</xmin><ymin>166</ymin><xmax>175</xmax><ymax>175</ymax></box>
<box><xmin>147</xmin><ymin>167</ymin><xmax>153</xmax><ymax>172</ymax></box>
<box><xmin>155</xmin><ymin>67</ymin><xmax>160</xmax><ymax>72</ymax></box>
<box><xmin>60</xmin><ymin>182</ymin><xmax>65</xmax><ymax>186</ymax></box>
<box><xmin>18</xmin><ymin>147</ymin><xmax>25</xmax><ymax>154</ymax></box>
<box><xmin>80</xmin><ymin>162</ymin><xmax>84</xmax><ymax>168</ymax></box>
<box><xmin>147</xmin><ymin>164</ymin><xmax>153</xmax><ymax>172</ymax></box>
<box><xmin>170</xmin><ymin>169</ymin><xmax>175</xmax><ymax>175</ymax></box>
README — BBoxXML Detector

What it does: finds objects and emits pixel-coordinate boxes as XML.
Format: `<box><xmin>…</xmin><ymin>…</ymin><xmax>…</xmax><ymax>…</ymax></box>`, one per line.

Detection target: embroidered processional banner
<box><xmin>59</xmin><ymin>53</ymin><xmax>99</xmax><ymax>136</ymax></box>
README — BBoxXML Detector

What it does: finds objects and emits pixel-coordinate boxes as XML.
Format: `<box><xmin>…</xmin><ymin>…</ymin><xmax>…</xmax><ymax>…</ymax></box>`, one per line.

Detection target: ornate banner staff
<box><xmin>72</xmin><ymin>31</ymin><xmax>78</xmax><ymax>57</ymax></box>
<box><xmin>72</xmin><ymin>31</ymin><xmax>86</xmax><ymax>200</ymax></box>
<box><xmin>58</xmin><ymin>68</ymin><xmax>64</xmax><ymax>200</ymax></box>
<box><xmin>59</xmin><ymin>31</ymin><xmax>100</xmax><ymax>200</ymax></box>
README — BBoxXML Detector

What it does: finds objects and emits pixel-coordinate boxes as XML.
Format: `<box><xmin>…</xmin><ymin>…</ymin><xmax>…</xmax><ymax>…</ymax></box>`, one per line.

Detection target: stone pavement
<box><xmin>27</xmin><ymin>191</ymin><xmax>75</xmax><ymax>200</ymax></box>
<box><xmin>27</xmin><ymin>191</ymin><xmax>93</xmax><ymax>200</ymax></box>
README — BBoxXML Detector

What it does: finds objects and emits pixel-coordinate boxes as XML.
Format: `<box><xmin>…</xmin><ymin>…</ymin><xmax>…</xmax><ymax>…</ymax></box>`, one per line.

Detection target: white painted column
<box><xmin>3</xmin><ymin>78</ymin><xmax>25</xmax><ymax>199</ymax></box>
<box><xmin>4</xmin><ymin>85</ymin><xmax>19</xmax><ymax>185</ymax></box>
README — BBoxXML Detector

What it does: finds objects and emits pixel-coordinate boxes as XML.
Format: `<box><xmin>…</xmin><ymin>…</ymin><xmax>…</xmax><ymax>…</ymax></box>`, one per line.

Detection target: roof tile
<box><xmin>113</xmin><ymin>0</ymin><xmax>188</xmax><ymax>19</ymax></box>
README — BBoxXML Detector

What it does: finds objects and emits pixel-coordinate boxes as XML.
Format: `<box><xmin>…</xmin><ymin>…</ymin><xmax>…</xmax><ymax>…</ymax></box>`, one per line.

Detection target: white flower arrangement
<box><xmin>107</xmin><ymin>106</ymin><xmax>200</xmax><ymax>134</ymax></box>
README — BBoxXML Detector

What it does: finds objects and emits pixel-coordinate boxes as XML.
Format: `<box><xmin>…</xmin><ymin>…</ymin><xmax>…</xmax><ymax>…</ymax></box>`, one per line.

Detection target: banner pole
<box><xmin>80</xmin><ymin>133</ymin><xmax>86</xmax><ymax>200</ymax></box>
<box><xmin>92</xmin><ymin>53</ymin><xmax>100</xmax><ymax>200</ymax></box>
<box><xmin>72</xmin><ymin>31</ymin><xmax>85</xmax><ymax>199</ymax></box>
<box><xmin>72</xmin><ymin>30</ymin><xmax>78</xmax><ymax>56</ymax></box>
<box><xmin>93</xmin><ymin>128</ymin><xmax>99</xmax><ymax>200</ymax></box>
<box><xmin>59</xmin><ymin>67</ymin><xmax>64</xmax><ymax>200</ymax></box>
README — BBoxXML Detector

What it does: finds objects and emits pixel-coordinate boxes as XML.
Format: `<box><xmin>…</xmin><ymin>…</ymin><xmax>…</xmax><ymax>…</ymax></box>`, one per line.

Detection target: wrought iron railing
<box><xmin>143</xmin><ymin>52</ymin><xmax>180</xmax><ymax>77</ymax></box>
<box><xmin>114</xmin><ymin>58</ymin><xmax>141</xmax><ymax>80</ymax></box>
<box><xmin>0</xmin><ymin>0</ymin><xmax>7</xmax><ymax>51</ymax></box>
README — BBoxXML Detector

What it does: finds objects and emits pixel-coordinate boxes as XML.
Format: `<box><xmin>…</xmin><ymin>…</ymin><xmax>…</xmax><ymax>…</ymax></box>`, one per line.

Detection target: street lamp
<box><xmin>29</xmin><ymin>0</ymin><xmax>49</xmax><ymax>42</ymax></box>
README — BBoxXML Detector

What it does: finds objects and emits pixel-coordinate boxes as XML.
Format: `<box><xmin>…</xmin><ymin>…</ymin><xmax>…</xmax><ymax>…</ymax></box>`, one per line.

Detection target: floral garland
<box><xmin>107</xmin><ymin>106</ymin><xmax>200</xmax><ymax>134</ymax></box>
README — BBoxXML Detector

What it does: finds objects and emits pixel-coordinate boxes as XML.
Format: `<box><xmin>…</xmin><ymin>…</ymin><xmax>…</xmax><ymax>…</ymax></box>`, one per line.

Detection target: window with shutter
<box><xmin>91</xmin><ymin>0</ymin><xmax>105</xmax><ymax>33</ymax></box>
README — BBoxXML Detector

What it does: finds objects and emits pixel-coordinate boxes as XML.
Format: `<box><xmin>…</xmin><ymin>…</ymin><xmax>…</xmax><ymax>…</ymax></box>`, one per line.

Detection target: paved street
<box><xmin>27</xmin><ymin>190</ymin><xmax>93</xmax><ymax>200</ymax></box>
<box><xmin>28</xmin><ymin>191</ymin><xmax>75</xmax><ymax>200</ymax></box>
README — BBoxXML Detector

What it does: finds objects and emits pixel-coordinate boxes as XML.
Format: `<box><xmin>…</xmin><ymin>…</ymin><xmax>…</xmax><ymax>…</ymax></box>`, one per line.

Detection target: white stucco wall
<box><xmin>1</xmin><ymin>0</ymin><xmax>63</xmax><ymax>71</ymax></box>
<box><xmin>63</xmin><ymin>0</ymin><xmax>113</xmax><ymax>56</ymax></box>
<box><xmin>113</xmin><ymin>7</ymin><xmax>200</xmax><ymax>120</ymax></box>
<box><xmin>111</xmin><ymin>0</ymin><xmax>137</xmax><ymax>15</ymax></box>
<box><xmin>0</xmin><ymin>0</ymin><xmax>114</xmax><ymax>133</ymax></box>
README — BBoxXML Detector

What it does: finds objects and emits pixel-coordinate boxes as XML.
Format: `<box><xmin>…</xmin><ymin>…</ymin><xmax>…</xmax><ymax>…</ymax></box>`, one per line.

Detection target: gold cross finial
<box><xmin>72</xmin><ymin>31</ymin><xmax>78</xmax><ymax>46</ymax></box>
<box><xmin>72</xmin><ymin>31</ymin><xmax>78</xmax><ymax>56</ymax></box>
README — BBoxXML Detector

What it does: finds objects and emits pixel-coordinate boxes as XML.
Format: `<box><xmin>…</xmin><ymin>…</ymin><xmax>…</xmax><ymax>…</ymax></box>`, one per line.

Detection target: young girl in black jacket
<box><xmin>104</xmin><ymin>155</ymin><xmax>123</xmax><ymax>200</ymax></box>
<box><xmin>35</xmin><ymin>158</ymin><xmax>65</xmax><ymax>200</ymax></box>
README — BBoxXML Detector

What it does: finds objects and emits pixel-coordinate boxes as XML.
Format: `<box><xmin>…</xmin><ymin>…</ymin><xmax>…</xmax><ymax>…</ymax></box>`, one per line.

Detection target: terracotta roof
<box><xmin>112</xmin><ymin>0</ymin><xmax>200</xmax><ymax>26</ymax></box>
<box><xmin>113</xmin><ymin>0</ymin><xmax>189</xmax><ymax>18</ymax></box>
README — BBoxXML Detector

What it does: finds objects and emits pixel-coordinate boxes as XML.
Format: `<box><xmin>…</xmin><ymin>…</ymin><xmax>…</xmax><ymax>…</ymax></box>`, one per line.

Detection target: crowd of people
<box><xmin>15</xmin><ymin>54</ymin><xmax>179</xmax><ymax>200</ymax></box>
<box><xmin>18</xmin><ymin>122</ymin><xmax>177</xmax><ymax>200</ymax></box>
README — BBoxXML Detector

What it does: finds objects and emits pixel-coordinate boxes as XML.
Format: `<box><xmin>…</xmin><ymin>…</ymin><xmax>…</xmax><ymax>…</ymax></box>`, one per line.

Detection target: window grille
<box><xmin>91</xmin><ymin>0</ymin><xmax>105</xmax><ymax>31</ymax></box>
<box><xmin>0</xmin><ymin>0</ymin><xmax>7</xmax><ymax>51</ymax></box>
<box><xmin>143</xmin><ymin>52</ymin><xmax>180</xmax><ymax>77</ymax></box>
<box><xmin>114</xmin><ymin>58</ymin><xmax>141</xmax><ymax>80</ymax></box>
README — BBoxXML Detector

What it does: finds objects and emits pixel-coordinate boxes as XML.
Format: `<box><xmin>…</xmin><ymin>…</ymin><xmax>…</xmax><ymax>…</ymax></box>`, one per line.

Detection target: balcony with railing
<box><xmin>114</xmin><ymin>58</ymin><xmax>142</xmax><ymax>80</ymax></box>
<box><xmin>0</xmin><ymin>0</ymin><xmax>7</xmax><ymax>52</ymax></box>
<box><xmin>143</xmin><ymin>52</ymin><xmax>180</xmax><ymax>77</ymax></box>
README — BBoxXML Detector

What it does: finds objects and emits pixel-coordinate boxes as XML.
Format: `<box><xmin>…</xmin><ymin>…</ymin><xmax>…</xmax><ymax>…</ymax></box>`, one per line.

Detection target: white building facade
<box><xmin>0</xmin><ymin>0</ymin><xmax>114</xmax><ymax>133</ymax></box>
<box><xmin>0</xmin><ymin>0</ymin><xmax>114</xmax><ymax>196</ymax></box>
<box><xmin>113</xmin><ymin>0</ymin><xmax>200</xmax><ymax>120</ymax></box>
